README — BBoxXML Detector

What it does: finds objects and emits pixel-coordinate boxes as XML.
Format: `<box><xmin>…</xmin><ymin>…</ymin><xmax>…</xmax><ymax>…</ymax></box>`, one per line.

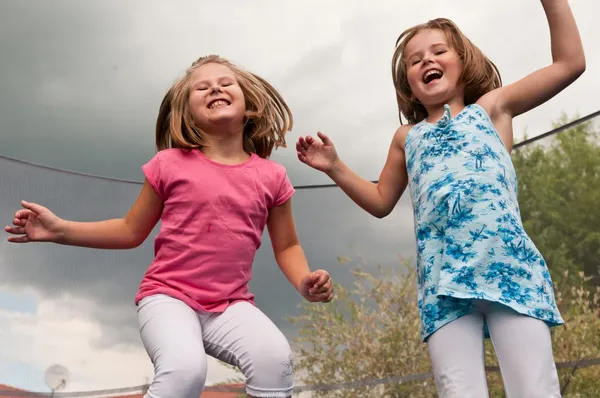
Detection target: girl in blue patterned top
<box><xmin>296</xmin><ymin>1</ymin><xmax>585</xmax><ymax>396</ymax></box>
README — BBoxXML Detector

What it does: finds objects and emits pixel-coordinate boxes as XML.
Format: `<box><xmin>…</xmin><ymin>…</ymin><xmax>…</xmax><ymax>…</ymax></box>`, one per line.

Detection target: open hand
<box><xmin>4</xmin><ymin>201</ymin><xmax>63</xmax><ymax>243</ymax></box>
<box><xmin>296</xmin><ymin>132</ymin><xmax>339</xmax><ymax>173</ymax></box>
<box><xmin>299</xmin><ymin>269</ymin><xmax>334</xmax><ymax>303</ymax></box>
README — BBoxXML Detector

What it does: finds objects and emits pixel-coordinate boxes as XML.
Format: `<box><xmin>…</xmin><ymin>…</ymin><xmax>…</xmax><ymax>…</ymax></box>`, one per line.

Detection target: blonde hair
<box><xmin>391</xmin><ymin>18</ymin><xmax>502</xmax><ymax>124</ymax></box>
<box><xmin>155</xmin><ymin>55</ymin><xmax>293</xmax><ymax>158</ymax></box>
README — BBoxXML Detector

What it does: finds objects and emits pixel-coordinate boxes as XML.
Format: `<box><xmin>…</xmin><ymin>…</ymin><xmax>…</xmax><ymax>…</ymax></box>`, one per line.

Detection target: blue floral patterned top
<box><xmin>405</xmin><ymin>103</ymin><xmax>564</xmax><ymax>342</ymax></box>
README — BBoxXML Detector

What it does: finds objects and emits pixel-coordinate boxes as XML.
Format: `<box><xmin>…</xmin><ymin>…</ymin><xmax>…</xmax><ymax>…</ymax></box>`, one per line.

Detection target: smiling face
<box><xmin>188</xmin><ymin>62</ymin><xmax>246</xmax><ymax>132</ymax></box>
<box><xmin>404</xmin><ymin>28</ymin><xmax>464</xmax><ymax>107</ymax></box>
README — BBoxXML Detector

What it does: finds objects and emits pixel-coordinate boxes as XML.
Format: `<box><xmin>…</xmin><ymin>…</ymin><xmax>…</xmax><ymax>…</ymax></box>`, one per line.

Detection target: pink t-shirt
<box><xmin>134</xmin><ymin>148</ymin><xmax>295</xmax><ymax>312</ymax></box>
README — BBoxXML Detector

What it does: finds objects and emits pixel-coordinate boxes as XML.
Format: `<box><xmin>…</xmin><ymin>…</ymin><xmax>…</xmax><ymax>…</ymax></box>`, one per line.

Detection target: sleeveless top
<box><xmin>404</xmin><ymin>103</ymin><xmax>563</xmax><ymax>341</ymax></box>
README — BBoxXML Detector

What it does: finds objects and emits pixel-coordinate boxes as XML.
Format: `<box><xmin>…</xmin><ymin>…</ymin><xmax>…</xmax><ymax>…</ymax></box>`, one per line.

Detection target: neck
<box><xmin>201</xmin><ymin>124</ymin><xmax>250</xmax><ymax>164</ymax></box>
<box><xmin>424</xmin><ymin>97</ymin><xmax>466</xmax><ymax>123</ymax></box>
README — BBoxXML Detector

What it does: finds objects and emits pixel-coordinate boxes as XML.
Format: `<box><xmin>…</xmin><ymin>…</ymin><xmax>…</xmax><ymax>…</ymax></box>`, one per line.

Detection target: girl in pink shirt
<box><xmin>5</xmin><ymin>55</ymin><xmax>334</xmax><ymax>398</ymax></box>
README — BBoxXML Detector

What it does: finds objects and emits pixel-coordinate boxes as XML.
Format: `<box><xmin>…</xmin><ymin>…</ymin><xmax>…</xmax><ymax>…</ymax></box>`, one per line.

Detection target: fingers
<box><xmin>4</xmin><ymin>225</ymin><xmax>25</xmax><ymax>235</ymax></box>
<box><xmin>296</xmin><ymin>135</ymin><xmax>317</xmax><ymax>151</ymax></box>
<box><xmin>310</xmin><ymin>278</ymin><xmax>332</xmax><ymax>295</ymax></box>
<box><xmin>317</xmin><ymin>131</ymin><xmax>333</xmax><ymax>146</ymax></box>
<box><xmin>5</xmin><ymin>231</ymin><xmax>29</xmax><ymax>243</ymax></box>
<box><xmin>297</xmin><ymin>152</ymin><xmax>308</xmax><ymax>164</ymax></box>
<box><xmin>314</xmin><ymin>270</ymin><xmax>333</xmax><ymax>302</ymax></box>
<box><xmin>308</xmin><ymin>271</ymin><xmax>333</xmax><ymax>302</ymax></box>
<box><xmin>20</xmin><ymin>200</ymin><xmax>46</xmax><ymax>215</ymax></box>
<box><xmin>320</xmin><ymin>291</ymin><xmax>334</xmax><ymax>303</ymax></box>
<box><xmin>7</xmin><ymin>210</ymin><xmax>32</xmax><ymax>234</ymax></box>
<box><xmin>296</xmin><ymin>138</ymin><xmax>308</xmax><ymax>163</ymax></box>
<box><xmin>312</xmin><ymin>283</ymin><xmax>334</xmax><ymax>302</ymax></box>
<box><xmin>14</xmin><ymin>209</ymin><xmax>33</xmax><ymax>220</ymax></box>
<box><xmin>313</xmin><ymin>271</ymin><xmax>329</xmax><ymax>287</ymax></box>
<box><xmin>12</xmin><ymin>217</ymin><xmax>26</xmax><ymax>227</ymax></box>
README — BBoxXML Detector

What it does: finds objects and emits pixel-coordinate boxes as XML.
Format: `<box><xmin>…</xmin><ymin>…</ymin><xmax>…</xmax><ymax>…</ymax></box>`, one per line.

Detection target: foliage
<box><xmin>513</xmin><ymin>114</ymin><xmax>600</xmax><ymax>286</ymax></box>
<box><xmin>290</xmin><ymin>257</ymin><xmax>600</xmax><ymax>397</ymax></box>
<box><xmin>289</xmin><ymin>255</ymin><xmax>435</xmax><ymax>397</ymax></box>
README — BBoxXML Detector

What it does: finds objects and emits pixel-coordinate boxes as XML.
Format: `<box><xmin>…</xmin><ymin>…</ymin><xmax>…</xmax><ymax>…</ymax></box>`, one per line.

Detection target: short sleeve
<box><xmin>274</xmin><ymin>166</ymin><xmax>295</xmax><ymax>206</ymax></box>
<box><xmin>141</xmin><ymin>153</ymin><xmax>164</xmax><ymax>199</ymax></box>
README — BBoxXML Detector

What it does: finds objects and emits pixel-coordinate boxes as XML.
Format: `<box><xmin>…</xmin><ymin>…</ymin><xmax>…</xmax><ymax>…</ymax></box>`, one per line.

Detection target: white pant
<box><xmin>137</xmin><ymin>294</ymin><xmax>294</xmax><ymax>398</ymax></box>
<box><xmin>427</xmin><ymin>300</ymin><xmax>561</xmax><ymax>398</ymax></box>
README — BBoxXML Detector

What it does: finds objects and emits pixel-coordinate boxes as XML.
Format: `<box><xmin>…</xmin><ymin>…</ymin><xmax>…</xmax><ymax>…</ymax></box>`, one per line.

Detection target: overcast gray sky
<box><xmin>0</xmin><ymin>0</ymin><xmax>598</xmax><ymax>393</ymax></box>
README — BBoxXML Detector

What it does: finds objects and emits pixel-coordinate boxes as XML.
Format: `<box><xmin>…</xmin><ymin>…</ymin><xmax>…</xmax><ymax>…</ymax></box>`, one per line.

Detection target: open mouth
<box><xmin>423</xmin><ymin>69</ymin><xmax>443</xmax><ymax>84</ymax></box>
<box><xmin>207</xmin><ymin>99</ymin><xmax>230</xmax><ymax>109</ymax></box>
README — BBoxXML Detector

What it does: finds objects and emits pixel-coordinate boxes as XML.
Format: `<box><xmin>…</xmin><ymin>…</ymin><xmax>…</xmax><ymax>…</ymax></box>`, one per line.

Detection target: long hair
<box><xmin>391</xmin><ymin>18</ymin><xmax>502</xmax><ymax>124</ymax></box>
<box><xmin>155</xmin><ymin>55</ymin><xmax>293</xmax><ymax>158</ymax></box>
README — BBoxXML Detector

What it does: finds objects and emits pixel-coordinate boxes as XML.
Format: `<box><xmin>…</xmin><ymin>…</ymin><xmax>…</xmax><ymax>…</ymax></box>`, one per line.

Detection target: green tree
<box><xmin>289</xmin><ymin>256</ymin><xmax>436</xmax><ymax>398</ymax></box>
<box><xmin>513</xmin><ymin>114</ymin><xmax>600</xmax><ymax>286</ymax></box>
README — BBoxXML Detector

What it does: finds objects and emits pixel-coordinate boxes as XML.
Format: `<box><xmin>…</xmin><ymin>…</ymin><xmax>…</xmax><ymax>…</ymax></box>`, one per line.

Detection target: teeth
<box><xmin>423</xmin><ymin>69</ymin><xmax>443</xmax><ymax>83</ymax></box>
<box><xmin>425</xmin><ymin>70</ymin><xmax>442</xmax><ymax>78</ymax></box>
<box><xmin>209</xmin><ymin>100</ymin><xmax>228</xmax><ymax>109</ymax></box>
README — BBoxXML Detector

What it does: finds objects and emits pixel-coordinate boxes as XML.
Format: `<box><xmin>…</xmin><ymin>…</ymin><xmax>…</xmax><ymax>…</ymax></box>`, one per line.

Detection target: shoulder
<box><xmin>145</xmin><ymin>148</ymin><xmax>188</xmax><ymax>166</ymax></box>
<box><xmin>392</xmin><ymin>124</ymin><xmax>414</xmax><ymax>150</ymax></box>
<box><xmin>252</xmin><ymin>155</ymin><xmax>289</xmax><ymax>176</ymax></box>
<box><xmin>153</xmin><ymin>148</ymin><xmax>191</xmax><ymax>161</ymax></box>
<box><xmin>142</xmin><ymin>149</ymin><xmax>201</xmax><ymax>186</ymax></box>
<box><xmin>252</xmin><ymin>156</ymin><xmax>294</xmax><ymax>207</ymax></box>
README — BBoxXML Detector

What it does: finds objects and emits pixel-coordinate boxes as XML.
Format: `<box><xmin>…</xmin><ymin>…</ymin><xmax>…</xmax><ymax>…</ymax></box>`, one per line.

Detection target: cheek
<box><xmin>189</xmin><ymin>92</ymin><xmax>205</xmax><ymax>110</ymax></box>
<box><xmin>232</xmin><ymin>89</ymin><xmax>246</xmax><ymax>112</ymax></box>
<box><xmin>406</xmin><ymin>69</ymin><xmax>421</xmax><ymax>91</ymax></box>
<box><xmin>188</xmin><ymin>97</ymin><xmax>207</xmax><ymax>123</ymax></box>
<box><xmin>445</xmin><ymin>58</ymin><xmax>463</xmax><ymax>78</ymax></box>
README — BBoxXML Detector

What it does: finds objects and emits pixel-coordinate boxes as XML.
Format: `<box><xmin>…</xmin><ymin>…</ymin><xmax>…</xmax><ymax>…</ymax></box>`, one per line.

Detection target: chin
<box><xmin>210</xmin><ymin>113</ymin><xmax>244</xmax><ymax>126</ymax></box>
<box><xmin>418</xmin><ymin>87</ymin><xmax>456</xmax><ymax>106</ymax></box>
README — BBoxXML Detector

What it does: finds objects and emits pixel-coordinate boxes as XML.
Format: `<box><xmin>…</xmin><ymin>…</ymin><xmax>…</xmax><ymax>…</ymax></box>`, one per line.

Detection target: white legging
<box><xmin>137</xmin><ymin>294</ymin><xmax>295</xmax><ymax>398</ymax></box>
<box><xmin>427</xmin><ymin>299</ymin><xmax>561</xmax><ymax>397</ymax></box>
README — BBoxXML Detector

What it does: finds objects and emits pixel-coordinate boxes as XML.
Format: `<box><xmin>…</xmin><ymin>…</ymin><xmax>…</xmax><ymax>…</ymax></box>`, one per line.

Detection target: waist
<box><xmin>414</xmin><ymin>170</ymin><xmax>514</xmax><ymax>205</ymax></box>
<box><xmin>137</xmin><ymin>252</ymin><xmax>255</xmax><ymax>310</ymax></box>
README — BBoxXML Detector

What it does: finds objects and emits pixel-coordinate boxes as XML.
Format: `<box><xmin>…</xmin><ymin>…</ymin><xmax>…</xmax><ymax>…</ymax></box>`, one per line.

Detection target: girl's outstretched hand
<box><xmin>299</xmin><ymin>269</ymin><xmax>334</xmax><ymax>303</ymax></box>
<box><xmin>4</xmin><ymin>201</ymin><xmax>63</xmax><ymax>243</ymax></box>
<box><xmin>296</xmin><ymin>132</ymin><xmax>339</xmax><ymax>173</ymax></box>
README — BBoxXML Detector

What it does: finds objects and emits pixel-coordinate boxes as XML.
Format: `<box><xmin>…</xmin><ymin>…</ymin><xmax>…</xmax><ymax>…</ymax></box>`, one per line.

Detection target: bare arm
<box><xmin>267</xmin><ymin>199</ymin><xmax>310</xmax><ymax>290</ymax></box>
<box><xmin>58</xmin><ymin>180</ymin><xmax>163</xmax><ymax>249</ymax></box>
<box><xmin>267</xmin><ymin>199</ymin><xmax>333</xmax><ymax>302</ymax></box>
<box><xmin>6</xmin><ymin>179</ymin><xmax>163</xmax><ymax>249</ymax></box>
<box><xmin>484</xmin><ymin>0</ymin><xmax>585</xmax><ymax>119</ymax></box>
<box><xmin>326</xmin><ymin>126</ymin><xmax>410</xmax><ymax>218</ymax></box>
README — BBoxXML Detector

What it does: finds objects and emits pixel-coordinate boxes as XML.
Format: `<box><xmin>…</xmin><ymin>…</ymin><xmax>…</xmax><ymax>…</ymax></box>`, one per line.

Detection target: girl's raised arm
<box><xmin>486</xmin><ymin>0</ymin><xmax>585</xmax><ymax>119</ymax></box>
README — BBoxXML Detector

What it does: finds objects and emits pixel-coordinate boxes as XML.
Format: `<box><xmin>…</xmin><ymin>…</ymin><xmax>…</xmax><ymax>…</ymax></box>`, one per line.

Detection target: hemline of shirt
<box><xmin>134</xmin><ymin>287</ymin><xmax>256</xmax><ymax>314</ymax></box>
<box><xmin>419</xmin><ymin>289</ymin><xmax>565</xmax><ymax>342</ymax></box>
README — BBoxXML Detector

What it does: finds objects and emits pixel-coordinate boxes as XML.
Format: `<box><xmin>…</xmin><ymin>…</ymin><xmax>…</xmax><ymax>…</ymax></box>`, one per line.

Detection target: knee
<box><xmin>244</xmin><ymin>336</ymin><xmax>295</xmax><ymax>397</ymax></box>
<box><xmin>507</xmin><ymin>370</ymin><xmax>561</xmax><ymax>398</ymax></box>
<box><xmin>150</xmin><ymin>355</ymin><xmax>207</xmax><ymax>398</ymax></box>
<box><xmin>254</xmin><ymin>343</ymin><xmax>295</xmax><ymax>378</ymax></box>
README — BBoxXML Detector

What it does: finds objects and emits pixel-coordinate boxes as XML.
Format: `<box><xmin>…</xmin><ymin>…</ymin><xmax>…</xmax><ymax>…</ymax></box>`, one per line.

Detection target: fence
<box><xmin>1</xmin><ymin>110</ymin><xmax>599</xmax><ymax>397</ymax></box>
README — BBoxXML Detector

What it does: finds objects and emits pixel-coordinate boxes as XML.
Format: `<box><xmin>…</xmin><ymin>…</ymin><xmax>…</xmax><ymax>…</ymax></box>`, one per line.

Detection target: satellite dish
<box><xmin>44</xmin><ymin>364</ymin><xmax>69</xmax><ymax>391</ymax></box>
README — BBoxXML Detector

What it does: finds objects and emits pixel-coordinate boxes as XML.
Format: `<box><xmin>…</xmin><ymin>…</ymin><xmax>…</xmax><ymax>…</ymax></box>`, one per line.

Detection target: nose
<box><xmin>421</xmin><ymin>55</ymin><xmax>434</xmax><ymax>65</ymax></box>
<box><xmin>210</xmin><ymin>86</ymin><xmax>222</xmax><ymax>95</ymax></box>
